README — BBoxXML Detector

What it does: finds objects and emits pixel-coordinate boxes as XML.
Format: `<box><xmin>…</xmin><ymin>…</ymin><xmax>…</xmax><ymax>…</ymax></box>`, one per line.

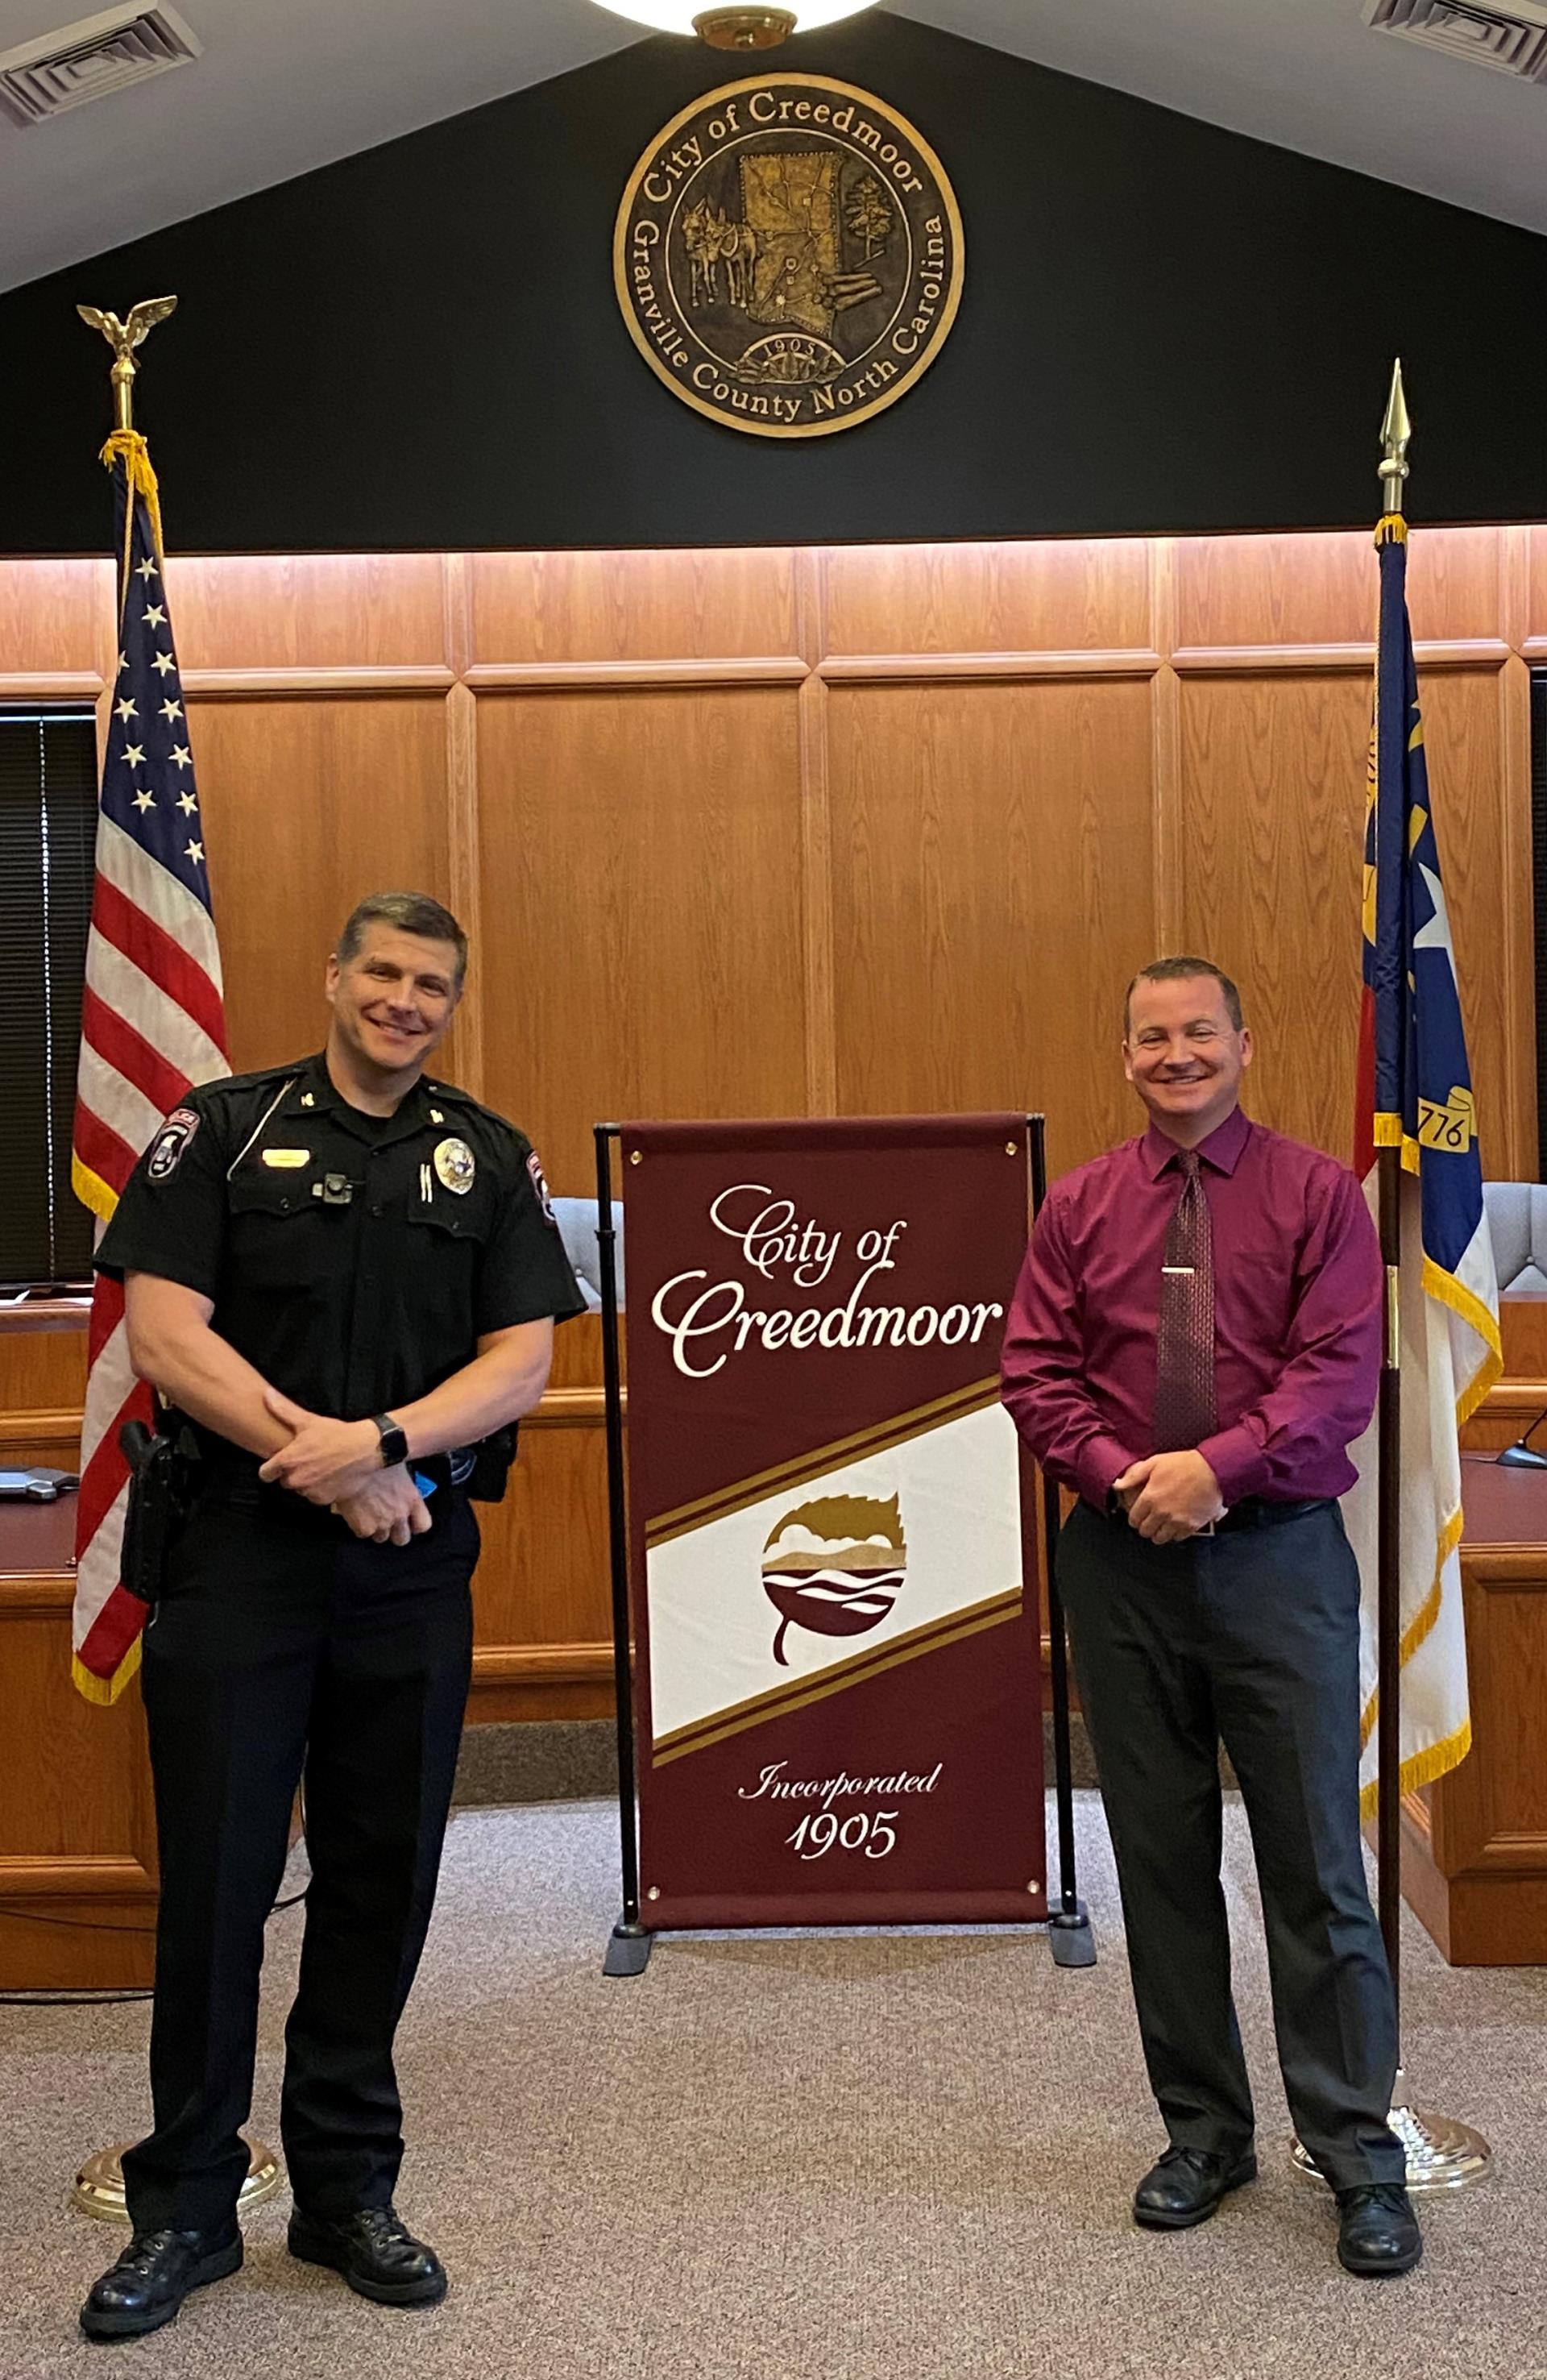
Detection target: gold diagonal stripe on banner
<box><xmin>645</xmin><ymin>1376</ymin><xmax>1002</xmax><ymax>1548</ymax></box>
<box><xmin>651</xmin><ymin>1587</ymin><xmax>1023</xmax><ymax>1767</ymax></box>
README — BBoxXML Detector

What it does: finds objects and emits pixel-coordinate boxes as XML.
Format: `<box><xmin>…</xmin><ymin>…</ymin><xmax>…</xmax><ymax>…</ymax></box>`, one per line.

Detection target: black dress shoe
<box><xmin>287</xmin><ymin>2203</ymin><xmax>447</xmax><ymax>2305</ymax></box>
<box><xmin>80</xmin><ymin>2224</ymin><xmax>242</xmax><ymax>2341</ymax></box>
<box><xmin>1133</xmin><ymin>2144</ymin><xmax>1259</xmax><ymax>2229</ymax></box>
<box><xmin>1336</xmin><ymin>2183</ymin><xmax>1423</xmax><ymax>2276</ymax></box>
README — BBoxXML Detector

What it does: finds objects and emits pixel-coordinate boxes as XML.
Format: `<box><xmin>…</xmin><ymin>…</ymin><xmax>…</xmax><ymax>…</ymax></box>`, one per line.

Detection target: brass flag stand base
<box><xmin>1289</xmin><ymin>2071</ymin><xmax>1492</xmax><ymax>2194</ymax></box>
<box><xmin>71</xmin><ymin>2138</ymin><xmax>284</xmax><ymax>2224</ymax></box>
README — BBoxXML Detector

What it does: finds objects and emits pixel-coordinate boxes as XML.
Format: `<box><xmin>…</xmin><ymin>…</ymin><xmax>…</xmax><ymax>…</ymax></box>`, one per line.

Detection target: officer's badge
<box><xmin>527</xmin><ymin>1148</ymin><xmax>558</xmax><ymax>1227</ymax></box>
<box><xmin>433</xmin><ymin>1136</ymin><xmax>476</xmax><ymax>1195</ymax></box>
<box><xmin>147</xmin><ymin>1107</ymin><xmax>200</xmax><ymax>1182</ymax></box>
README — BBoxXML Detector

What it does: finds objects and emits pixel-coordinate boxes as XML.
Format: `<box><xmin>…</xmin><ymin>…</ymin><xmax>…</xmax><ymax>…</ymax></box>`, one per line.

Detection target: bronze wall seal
<box><xmin>615</xmin><ymin>75</ymin><xmax>964</xmax><ymax>438</ymax></box>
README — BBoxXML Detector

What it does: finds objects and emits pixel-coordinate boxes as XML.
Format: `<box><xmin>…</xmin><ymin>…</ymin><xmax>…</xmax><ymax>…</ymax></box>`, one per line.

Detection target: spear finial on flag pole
<box><xmin>1379</xmin><ymin>355</ymin><xmax>1410</xmax><ymax>521</ymax></box>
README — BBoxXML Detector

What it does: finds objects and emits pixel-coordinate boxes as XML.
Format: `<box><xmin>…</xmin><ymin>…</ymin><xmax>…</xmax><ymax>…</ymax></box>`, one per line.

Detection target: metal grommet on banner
<box><xmin>646</xmin><ymin>1885</ymin><xmax>662</xmax><ymax>1901</ymax></box>
<box><xmin>1006</xmin><ymin>1140</ymin><xmax>1018</xmax><ymax>1154</ymax></box>
<box><xmin>630</xmin><ymin>1150</ymin><xmax>642</xmax><ymax>1165</ymax></box>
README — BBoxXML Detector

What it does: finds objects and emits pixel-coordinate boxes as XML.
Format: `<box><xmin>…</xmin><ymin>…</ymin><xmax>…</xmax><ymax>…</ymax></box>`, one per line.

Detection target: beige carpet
<box><xmin>3</xmin><ymin>1792</ymin><xmax>1545</xmax><ymax>2380</ymax></box>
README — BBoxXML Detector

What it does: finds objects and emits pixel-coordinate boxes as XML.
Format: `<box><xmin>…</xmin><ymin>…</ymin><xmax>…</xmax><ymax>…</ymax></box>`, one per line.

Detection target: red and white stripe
<box><xmin>72</xmin><ymin>783</ymin><xmax>227</xmax><ymax>1699</ymax></box>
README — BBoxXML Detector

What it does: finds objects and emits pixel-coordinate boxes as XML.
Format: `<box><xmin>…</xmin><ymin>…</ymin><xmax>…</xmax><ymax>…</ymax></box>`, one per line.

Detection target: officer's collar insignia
<box><xmin>301</xmin><ymin>1091</ymin><xmax>316</xmax><ymax>1108</ymax></box>
<box><xmin>261</xmin><ymin>1148</ymin><xmax>311</xmax><ymax>1169</ymax></box>
<box><xmin>147</xmin><ymin>1106</ymin><xmax>200</xmax><ymax>1182</ymax></box>
<box><xmin>433</xmin><ymin>1136</ymin><xmax>476</xmax><ymax>1195</ymax></box>
<box><xmin>429</xmin><ymin>1108</ymin><xmax>444</xmax><ymax>1124</ymax></box>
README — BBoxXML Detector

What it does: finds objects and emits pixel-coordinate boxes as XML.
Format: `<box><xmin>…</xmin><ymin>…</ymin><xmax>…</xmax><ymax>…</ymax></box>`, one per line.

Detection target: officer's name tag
<box><xmin>261</xmin><ymin>1148</ymin><xmax>311</xmax><ymax>1169</ymax></box>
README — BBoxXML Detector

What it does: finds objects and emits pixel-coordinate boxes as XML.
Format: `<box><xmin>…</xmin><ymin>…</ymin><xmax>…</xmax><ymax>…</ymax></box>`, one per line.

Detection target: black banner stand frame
<box><xmin>596</xmin><ymin>1123</ymin><xmax>651</xmax><ymax>1976</ymax></box>
<box><xmin>1028</xmin><ymin>1114</ymin><xmax>1097</xmax><ymax>1968</ymax></box>
<box><xmin>595</xmin><ymin>1115</ymin><xmax>1091</xmax><ymax>1975</ymax></box>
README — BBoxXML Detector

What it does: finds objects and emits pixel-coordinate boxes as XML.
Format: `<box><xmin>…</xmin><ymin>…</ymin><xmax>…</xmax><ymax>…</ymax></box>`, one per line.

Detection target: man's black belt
<box><xmin>1093</xmin><ymin>1493</ymin><xmax>1331</xmax><ymax>1532</ymax></box>
<box><xmin>1211</xmin><ymin>1496</ymin><xmax>1331</xmax><ymax>1532</ymax></box>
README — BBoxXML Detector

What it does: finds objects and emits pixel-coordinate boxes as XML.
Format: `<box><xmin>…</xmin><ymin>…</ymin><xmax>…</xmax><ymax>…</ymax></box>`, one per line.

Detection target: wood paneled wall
<box><xmin>1</xmin><ymin>525</ymin><xmax>1542</xmax><ymax>1960</ymax></box>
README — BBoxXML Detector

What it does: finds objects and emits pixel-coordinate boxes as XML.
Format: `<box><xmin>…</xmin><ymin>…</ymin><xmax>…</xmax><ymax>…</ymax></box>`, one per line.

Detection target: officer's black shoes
<box><xmin>1132</xmin><ymin>2144</ymin><xmax>1259</xmax><ymax>2229</ymax></box>
<box><xmin>287</xmin><ymin>2202</ymin><xmax>448</xmax><ymax>2306</ymax></box>
<box><xmin>1335</xmin><ymin>2183</ymin><xmax>1423</xmax><ymax>2276</ymax></box>
<box><xmin>79</xmin><ymin>2224</ymin><xmax>242</xmax><ymax>2340</ymax></box>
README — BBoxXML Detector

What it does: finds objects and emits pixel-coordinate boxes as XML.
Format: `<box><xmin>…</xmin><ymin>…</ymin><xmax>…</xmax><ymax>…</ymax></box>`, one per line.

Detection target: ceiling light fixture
<box><xmin>591</xmin><ymin>1</ymin><xmax>879</xmax><ymax>52</ymax></box>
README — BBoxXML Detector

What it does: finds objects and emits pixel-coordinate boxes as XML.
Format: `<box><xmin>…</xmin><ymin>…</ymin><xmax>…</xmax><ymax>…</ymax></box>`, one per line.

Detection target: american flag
<box><xmin>70</xmin><ymin>431</ymin><xmax>229</xmax><ymax>1702</ymax></box>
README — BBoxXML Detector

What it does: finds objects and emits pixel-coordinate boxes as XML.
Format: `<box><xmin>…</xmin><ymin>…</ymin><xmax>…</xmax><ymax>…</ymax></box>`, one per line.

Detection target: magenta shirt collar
<box><xmin>1140</xmin><ymin>1104</ymin><xmax>1251</xmax><ymax>1182</ymax></box>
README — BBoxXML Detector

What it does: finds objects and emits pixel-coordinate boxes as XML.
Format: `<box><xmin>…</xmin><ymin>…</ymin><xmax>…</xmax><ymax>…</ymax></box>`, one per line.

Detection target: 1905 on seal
<box><xmin>614</xmin><ymin>76</ymin><xmax>964</xmax><ymax>440</ymax></box>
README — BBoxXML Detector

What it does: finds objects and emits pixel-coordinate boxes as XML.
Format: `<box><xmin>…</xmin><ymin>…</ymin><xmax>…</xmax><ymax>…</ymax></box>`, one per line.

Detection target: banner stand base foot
<box><xmin>1047</xmin><ymin>1902</ymin><xmax>1096</xmax><ymax>1968</ymax></box>
<box><xmin>603</xmin><ymin>1921</ymin><xmax>653</xmax><ymax>1978</ymax></box>
<box><xmin>1289</xmin><ymin>2071</ymin><xmax>1491</xmax><ymax>2191</ymax></box>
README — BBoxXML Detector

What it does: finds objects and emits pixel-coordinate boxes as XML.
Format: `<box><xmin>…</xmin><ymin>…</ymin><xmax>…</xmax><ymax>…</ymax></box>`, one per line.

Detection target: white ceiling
<box><xmin>2</xmin><ymin>0</ymin><xmax>1545</xmax><ymax>296</ymax></box>
<box><xmin>894</xmin><ymin>0</ymin><xmax>1547</xmax><ymax>239</ymax></box>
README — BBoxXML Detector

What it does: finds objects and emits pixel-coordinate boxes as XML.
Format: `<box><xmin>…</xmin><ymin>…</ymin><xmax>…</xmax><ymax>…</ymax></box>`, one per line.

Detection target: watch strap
<box><xmin>372</xmin><ymin>1413</ymin><xmax>409</xmax><ymax>1467</ymax></box>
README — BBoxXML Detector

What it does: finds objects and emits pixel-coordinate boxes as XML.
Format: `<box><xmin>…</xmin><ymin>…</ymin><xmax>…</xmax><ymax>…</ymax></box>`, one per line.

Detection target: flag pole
<box><xmin>67</xmin><ymin>298</ymin><xmax>281</xmax><ymax>2229</ymax></box>
<box><xmin>1290</xmin><ymin>362</ymin><xmax>1491</xmax><ymax>2191</ymax></box>
<box><xmin>1374</xmin><ymin>360</ymin><xmax>1409</xmax><ymax>2009</ymax></box>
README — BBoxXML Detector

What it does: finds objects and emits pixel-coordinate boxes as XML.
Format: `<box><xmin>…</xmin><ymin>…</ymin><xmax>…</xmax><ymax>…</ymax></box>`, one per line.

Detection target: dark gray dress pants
<box><xmin>1056</xmin><ymin>1496</ymin><xmax>1404</xmax><ymax>2190</ymax></box>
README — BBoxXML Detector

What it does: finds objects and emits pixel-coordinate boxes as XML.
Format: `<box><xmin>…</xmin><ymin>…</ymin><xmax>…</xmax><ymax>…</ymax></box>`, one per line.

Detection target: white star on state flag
<box><xmin>122</xmin><ymin>743</ymin><xmax>146</xmax><ymax>766</ymax></box>
<box><xmin>176</xmin><ymin>791</ymin><xmax>198</xmax><ymax>816</ymax></box>
<box><xmin>117</xmin><ymin>651</ymin><xmax>129</xmax><ymax>675</ymax></box>
<box><xmin>114</xmin><ymin>697</ymin><xmax>137</xmax><ymax>723</ymax></box>
<box><xmin>143</xmin><ymin>604</ymin><xmax>167</xmax><ymax>628</ymax></box>
<box><xmin>185</xmin><ymin>839</ymin><xmax>205</xmax><ymax>864</ymax></box>
<box><xmin>170</xmin><ymin>744</ymin><xmax>192</xmax><ymax>770</ymax></box>
<box><xmin>135</xmin><ymin>556</ymin><xmax>159</xmax><ymax>580</ymax></box>
<box><xmin>151</xmin><ymin>650</ymin><xmax>176</xmax><ymax>676</ymax></box>
<box><xmin>132</xmin><ymin>790</ymin><xmax>156</xmax><ymax>813</ymax></box>
<box><xmin>1413</xmin><ymin>863</ymin><xmax>1457</xmax><ymax>963</ymax></box>
<box><xmin>160</xmin><ymin>698</ymin><xmax>183</xmax><ymax>723</ymax></box>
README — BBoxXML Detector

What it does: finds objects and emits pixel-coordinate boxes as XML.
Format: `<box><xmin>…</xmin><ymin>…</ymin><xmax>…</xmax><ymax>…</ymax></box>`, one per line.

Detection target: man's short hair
<box><xmin>1124</xmin><ymin>957</ymin><xmax>1243</xmax><ymax>1037</ymax></box>
<box><xmin>335</xmin><ymin>891</ymin><xmax>467</xmax><ymax>986</ymax></box>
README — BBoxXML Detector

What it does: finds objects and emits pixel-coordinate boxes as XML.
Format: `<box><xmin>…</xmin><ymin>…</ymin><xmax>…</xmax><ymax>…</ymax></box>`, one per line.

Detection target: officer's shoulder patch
<box><xmin>147</xmin><ymin>1107</ymin><xmax>201</xmax><ymax>1182</ymax></box>
<box><xmin>526</xmin><ymin>1148</ymin><xmax>558</xmax><ymax>1227</ymax></box>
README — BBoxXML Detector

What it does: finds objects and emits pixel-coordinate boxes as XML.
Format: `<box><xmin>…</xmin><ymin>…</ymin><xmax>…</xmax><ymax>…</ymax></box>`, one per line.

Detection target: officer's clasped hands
<box><xmin>258</xmin><ymin>1387</ymin><xmax>430</xmax><ymax>1545</ymax></box>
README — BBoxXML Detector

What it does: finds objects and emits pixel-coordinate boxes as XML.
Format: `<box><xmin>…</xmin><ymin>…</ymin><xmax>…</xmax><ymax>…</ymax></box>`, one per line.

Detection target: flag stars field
<box><xmin>135</xmin><ymin>555</ymin><xmax>158</xmax><ymax>579</ymax></box>
<box><xmin>170</xmin><ymin>744</ymin><xmax>191</xmax><ymax>770</ymax></box>
<box><xmin>121</xmin><ymin>742</ymin><xmax>145</xmax><ymax>766</ymax></box>
<box><xmin>151</xmin><ymin>649</ymin><xmax>176</xmax><ymax>675</ymax></box>
<box><xmin>160</xmin><ymin>698</ymin><xmax>182</xmax><ymax>723</ymax></box>
<box><xmin>132</xmin><ymin>790</ymin><xmax>156</xmax><ymax>813</ymax></box>
<box><xmin>176</xmin><ymin>791</ymin><xmax>197</xmax><ymax>816</ymax></box>
<box><xmin>143</xmin><ymin>603</ymin><xmax>166</xmax><ymax>627</ymax></box>
<box><xmin>185</xmin><ymin>839</ymin><xmax>204</xmax><ymax>865</ymax></box>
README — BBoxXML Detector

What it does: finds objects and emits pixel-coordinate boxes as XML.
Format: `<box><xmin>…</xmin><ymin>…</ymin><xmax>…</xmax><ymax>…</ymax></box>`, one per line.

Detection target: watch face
<box><xmin>377</xmin><ymin>1421</ymin><xmax>408</xmax><ymax>1465</ymax></box>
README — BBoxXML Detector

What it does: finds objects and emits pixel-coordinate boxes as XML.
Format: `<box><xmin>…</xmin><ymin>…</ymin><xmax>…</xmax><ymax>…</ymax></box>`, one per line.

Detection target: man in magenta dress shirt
<box><xmin>1001</xmin><ymin>957</ymin><xmax>1420</xmax><ymax>2278</ymax></box>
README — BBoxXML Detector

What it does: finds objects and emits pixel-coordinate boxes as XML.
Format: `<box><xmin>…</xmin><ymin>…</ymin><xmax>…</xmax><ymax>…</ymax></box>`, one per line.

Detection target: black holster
<box><xmin>118</xmin><ymin>1418</ymin><xmax>198</xmax><ymax>1603</ymax></box>
<box><xmin>467</xmin><ymin>1423</ymin><xmax>517</xmax><ymax>1504</ymax></box>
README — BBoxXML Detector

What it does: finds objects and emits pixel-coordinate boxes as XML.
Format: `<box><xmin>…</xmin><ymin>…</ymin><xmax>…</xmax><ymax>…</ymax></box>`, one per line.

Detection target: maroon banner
<box><xmin>621</xmin><ymin>1115</ymin><xmax>1044</xmax><ymax>1928</ymax></box>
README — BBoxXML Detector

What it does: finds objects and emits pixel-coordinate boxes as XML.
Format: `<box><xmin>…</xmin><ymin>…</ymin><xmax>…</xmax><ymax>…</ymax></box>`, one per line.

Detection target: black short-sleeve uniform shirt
<box><xmin>95</xmin><ymin>1053</ymin><xmax>585</xmax><ymax>1435</ymax></box>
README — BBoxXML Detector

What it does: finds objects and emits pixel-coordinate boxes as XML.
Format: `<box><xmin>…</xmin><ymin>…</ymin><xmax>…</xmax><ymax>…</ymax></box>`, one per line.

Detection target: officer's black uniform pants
<box><xmin>1056</xmin><ymin>1497</ymin><xmax>1404</xmax><ymax>2191</ymax></box>
<box><xmin>122</xmin><ymin>1489</ymin><xmax>477</xmax><ymax>2234</ymax></box>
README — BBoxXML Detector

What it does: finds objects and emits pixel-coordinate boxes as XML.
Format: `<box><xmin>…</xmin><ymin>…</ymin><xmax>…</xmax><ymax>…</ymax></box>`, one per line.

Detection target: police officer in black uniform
<box><xmin>81</xmin><ymin>891</ymin><xmax>584</xmax><ymax>2342</ymax></box>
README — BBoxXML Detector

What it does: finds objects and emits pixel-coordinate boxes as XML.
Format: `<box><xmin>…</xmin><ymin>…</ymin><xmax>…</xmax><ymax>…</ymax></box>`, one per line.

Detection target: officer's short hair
<box><xmin>336</xmin><ymin>892</ymin><xmax>467</xmax><ymax>986</ymax></box>
<box><xmin>1123</xmin><ymin>957</ymin><xmax>1243</xmax><ymax>1038</ymax></box>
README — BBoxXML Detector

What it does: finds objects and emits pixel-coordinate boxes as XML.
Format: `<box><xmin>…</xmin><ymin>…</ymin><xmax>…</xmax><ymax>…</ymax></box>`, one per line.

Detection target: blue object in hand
<box><xmin>412</xmin><ymin>1469</ymin><xmax>437</xmax><ymax>1497</ymax></box>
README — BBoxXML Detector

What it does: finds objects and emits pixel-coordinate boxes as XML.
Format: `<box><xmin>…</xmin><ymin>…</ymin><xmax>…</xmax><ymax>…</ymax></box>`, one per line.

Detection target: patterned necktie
<box><xmin>1153</xmin><ymin>1151</ymin><xmax>1217</xmax><ymax>1452</ymax></box>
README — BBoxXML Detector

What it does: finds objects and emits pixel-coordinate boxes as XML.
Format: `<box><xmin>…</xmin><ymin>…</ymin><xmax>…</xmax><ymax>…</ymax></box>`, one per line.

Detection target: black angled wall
<box><xmin>2</xmin><ymin>12</ymin><xmax>1545</xmax><ymax>555</ymax></box>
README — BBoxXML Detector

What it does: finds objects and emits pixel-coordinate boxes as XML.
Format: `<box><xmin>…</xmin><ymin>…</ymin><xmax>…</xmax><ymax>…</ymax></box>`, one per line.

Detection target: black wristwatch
<box><xmin>372</xmin><ymin>1413</ymin><xmax>409</xmax><ymax>1468</ymax></box>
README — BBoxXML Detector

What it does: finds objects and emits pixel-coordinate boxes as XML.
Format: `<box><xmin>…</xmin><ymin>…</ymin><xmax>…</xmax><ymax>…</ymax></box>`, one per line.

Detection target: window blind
<box><xmin>0</xmin><ymin>710</ymin><xmax>97</xmax><ymax>1288</ymax></box>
